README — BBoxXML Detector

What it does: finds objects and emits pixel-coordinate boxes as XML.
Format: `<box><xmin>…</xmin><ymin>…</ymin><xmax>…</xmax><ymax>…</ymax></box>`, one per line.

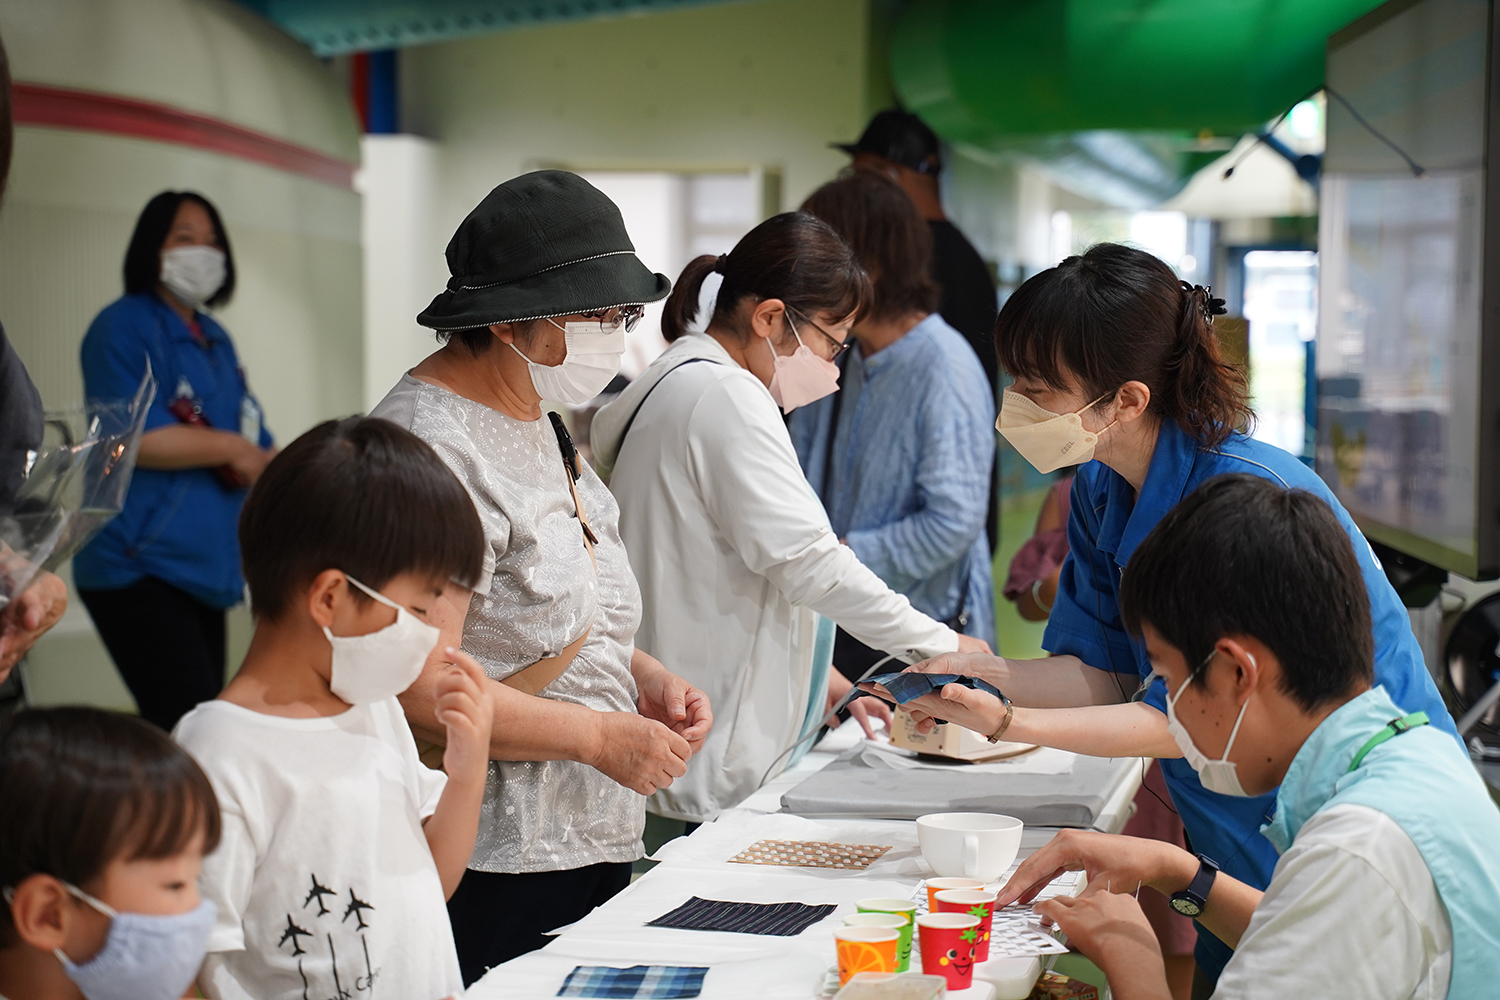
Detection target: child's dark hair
<box><xmin>0</xmin><ymin>708</ymin><xmax>221</xmax><ymax>944</ymax></box>
<box><xmin>239</xmin><ymin>416</ymin><xmax>485</xmax><ymax>621</ymax></box>
<box><xmin>123</xmin><ymin>191</ymin><xmax>236</xmax><ymax>308</ymax></box>
<box><xmin>1120</xmin><ymin>473</ymin><xmax>1374</xmax><ymax>711</ymax></box>
<box><xmin>996</xmin><ymin>243</ymin><xmax>1251</xmax><ymax>447</ymax></box>
<box><xmin>800</xmin><ymin>170</ymin><xmax>940</xmax><ymax>323</ymax></box>
<box><xmin>661</xmin><ymin>211</ymin><xmax>870</xmax><ymax>342</ymax></box>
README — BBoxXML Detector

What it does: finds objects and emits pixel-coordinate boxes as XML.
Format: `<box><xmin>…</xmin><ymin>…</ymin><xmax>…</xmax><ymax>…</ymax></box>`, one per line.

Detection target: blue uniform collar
<box><xmin>851</xmin><ymin>313</ymin><xmax>937</xmax><ymax>377</ymax></box>
<box><xmin>1261</xmin><ymin>686</ymin><xmax>1403</xmax><ymax>853</ymax></box>
<box><xmin>1091</xmin><ymin>419</ymin><xmax>1203</xmax><ymax>566</ymax></box>
<box><xmin>141</xmin><ymin>292</ymin><xmax>227</xmax><ymax>347</ymax></box>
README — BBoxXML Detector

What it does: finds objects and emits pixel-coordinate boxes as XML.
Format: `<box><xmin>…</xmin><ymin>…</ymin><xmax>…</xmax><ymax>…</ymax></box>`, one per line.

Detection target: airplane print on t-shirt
<box><xmin>278</xmin><ymin>873</ymin><xmax>381</xmax><ymax>999</ymax></box>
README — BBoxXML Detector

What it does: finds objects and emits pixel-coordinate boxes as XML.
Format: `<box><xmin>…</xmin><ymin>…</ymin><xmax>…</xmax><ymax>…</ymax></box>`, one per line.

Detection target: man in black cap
<box><xmin>835</xmin><ymin>109</ymin><xmax>999</xmax><ymax>394</ymax></box>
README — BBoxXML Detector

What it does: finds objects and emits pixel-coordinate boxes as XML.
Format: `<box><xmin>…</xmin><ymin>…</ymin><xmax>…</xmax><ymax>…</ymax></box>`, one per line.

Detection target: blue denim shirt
<box><xmin>790</xmin><ymin>314</ymin><xmax>995</xmax><ymax>645</ymax></box>
<box><xmin>1044</xmin><ymin>419</ymin><xmax>1457</xmax><ymax>978</ymax></box>
<box><xmin>74</xmin><ymin>293</ymin><xmax>272</xmax><ymax>608</ymax></box>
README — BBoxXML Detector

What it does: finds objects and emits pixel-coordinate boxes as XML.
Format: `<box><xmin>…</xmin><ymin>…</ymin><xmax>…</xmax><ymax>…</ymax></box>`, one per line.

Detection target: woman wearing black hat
<box><xmin>371</xmin><ymin>170</ymin><xmax>713</xmax><ymax>980</ymax></box>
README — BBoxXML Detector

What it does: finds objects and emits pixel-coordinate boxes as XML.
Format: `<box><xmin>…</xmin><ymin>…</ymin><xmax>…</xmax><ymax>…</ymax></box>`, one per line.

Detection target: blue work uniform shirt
<box><xmin>1044</xmin><ymin>419</ymin><xmax>1457</xmax><ymax>979</ymax></box>
<box><xmin>74</xmin><ymin>292</ymin><xmax>272</xmax><ymax>609</ymax></box>
<box><xmin>790</xmin><ymin>314</ymin><xmax>995</xmax><ymax>645</ymax></box>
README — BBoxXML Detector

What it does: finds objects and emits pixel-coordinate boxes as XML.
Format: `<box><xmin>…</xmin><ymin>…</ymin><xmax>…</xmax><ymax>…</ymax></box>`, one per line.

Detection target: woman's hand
<box><xmin>828</xmin><ymin>670</ymin><xmax>891</xmax><ymax>740</ymax></box>
<box><xmin>869</xmin><ymin>679</ymin><xmax>1005</xmax><ymax>739</ymax></box>
<box><xmin>0</xmin><ymin>570</ymin><xmax>66</xmax><ymax>683</ymax></box>
<box><xmin>1035</xmin><ymin>880</ymin><xmax>1171</xmax><ymax>1000</ymax></box>
<box><xmin>227</xmin><ymin>437</ymin><xmax>275</xmax><ymax>486</ymax></box>
<box><xmin>632</xmin><ymin>650</ymin><xmax>713</xmax><ymax>756</ymax></box>
<box><xmin>996</xmin><ymin>829</ymin><xmax>1195</xmax><ymax>907</ymax></box>
<box><xmin>955</xmin><ymin>633</ymin><xmax>993</xmax><ymax>655</ymax></box>
<box><xmin>436</xmin><ymin>648</ymin><xmax>495</xmax><ymax>786</ymax></box>
<box><xmin>588</xmin><ymin>713</ymin><xmax>691</xmax><ymax>796</ymax></box>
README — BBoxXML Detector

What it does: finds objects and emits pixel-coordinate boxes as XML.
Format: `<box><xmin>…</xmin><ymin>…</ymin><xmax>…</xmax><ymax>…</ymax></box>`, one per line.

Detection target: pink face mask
<box><xmin>766</xmin><ymin>314</ymin><xmax>841</xmax><ymax>413</ymax></box>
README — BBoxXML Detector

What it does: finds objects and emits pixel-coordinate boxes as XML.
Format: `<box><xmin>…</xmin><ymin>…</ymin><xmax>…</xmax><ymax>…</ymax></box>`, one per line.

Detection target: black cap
<box><xmin>833</xmin><ymin>110</ymin><xmax>942</xmax><ymax>175</ymax></box>
<box><xmin>418</xmin><ymin>170</ymin><xmax>671</xmax><ymax>331</ymax></box>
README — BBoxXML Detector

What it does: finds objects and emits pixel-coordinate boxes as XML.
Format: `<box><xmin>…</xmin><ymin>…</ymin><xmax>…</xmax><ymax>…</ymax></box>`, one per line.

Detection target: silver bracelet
<box><xmin>1031</xmin><ymin>577</ymin><xmax>1053</xmax><ymax>613</ymax></box>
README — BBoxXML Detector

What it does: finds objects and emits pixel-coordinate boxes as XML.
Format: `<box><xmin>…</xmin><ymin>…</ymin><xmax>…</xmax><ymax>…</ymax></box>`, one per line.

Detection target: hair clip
<box><xmin>1186</xmin><ymin>283</ymin><xmax>1228</xmax><ymax>323</ymax></box>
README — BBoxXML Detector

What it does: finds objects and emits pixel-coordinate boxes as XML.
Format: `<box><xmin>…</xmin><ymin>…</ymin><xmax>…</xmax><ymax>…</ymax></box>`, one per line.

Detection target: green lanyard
<box><xmin>1348</xmin><ymin>712</ymin><xmax>1429</xmax><ymax>773</ymax></box>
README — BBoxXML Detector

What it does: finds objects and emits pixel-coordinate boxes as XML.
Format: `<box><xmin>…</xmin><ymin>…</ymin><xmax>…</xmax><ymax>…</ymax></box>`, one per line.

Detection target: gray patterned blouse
<box><xmin>372</xmin><ymin>374</ymin><xmax>643</xmax><ymax>873</ymax></box>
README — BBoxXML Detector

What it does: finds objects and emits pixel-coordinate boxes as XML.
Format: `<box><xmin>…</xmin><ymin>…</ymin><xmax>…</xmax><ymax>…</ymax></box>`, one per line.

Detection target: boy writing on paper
<box><xmin>175</xmin><ymin>417</ymin><xmax>492</xmax><ymax>1000</ymax></box>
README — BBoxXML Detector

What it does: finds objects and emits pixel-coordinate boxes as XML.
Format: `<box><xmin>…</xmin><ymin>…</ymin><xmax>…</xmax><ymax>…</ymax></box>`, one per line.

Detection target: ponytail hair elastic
<box><xmin>713</xmin><ymin>254</ymin><xmax>729</xmax><ymax>275</ymax></box>
<box><xmin>1183</xmin><ymin>282</ymin><xmax>1228</xmax><ymax>324</ymax></box>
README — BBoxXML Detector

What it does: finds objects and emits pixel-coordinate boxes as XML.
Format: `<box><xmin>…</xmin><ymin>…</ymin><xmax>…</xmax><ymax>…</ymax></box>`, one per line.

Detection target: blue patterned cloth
<box><xmin>789</xmin><ymin>314</ymin><xmax>995</xmax><ymax>645</ymax></box>
<box><xmin>559</xmin><ymin>965</ymin><xmax>708</xmax><ymax>999</ymax></box>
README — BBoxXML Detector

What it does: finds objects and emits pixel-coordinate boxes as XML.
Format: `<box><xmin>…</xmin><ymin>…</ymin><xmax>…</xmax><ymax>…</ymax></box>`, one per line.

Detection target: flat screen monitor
<box><xmin>1317</xmin><ymin>0</ymin><xmax>1500</xmax><ymax>579</ymax></box>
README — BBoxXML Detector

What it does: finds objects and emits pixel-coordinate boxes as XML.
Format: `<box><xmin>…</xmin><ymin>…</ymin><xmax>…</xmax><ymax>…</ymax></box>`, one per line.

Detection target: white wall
<box><xmin>360</xmin><ymin>134</ymin><xmax>445</xmax><ymax>409</ymax></box>
<box><xmin>0</xmin><ymin>0</ymin><xmax>363</xmax><ymax>709</ymax></box>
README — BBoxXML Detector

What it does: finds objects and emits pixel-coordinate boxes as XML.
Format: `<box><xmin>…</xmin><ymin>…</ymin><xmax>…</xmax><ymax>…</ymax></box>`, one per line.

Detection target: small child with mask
<box><xmin>173</xmin><ymin>416</ymin><xmax>493</xmax><ymax>1000</ymax></box>
<box><xmin>0</xmin><ymin>707</ymin><xmax>221</xmax><ymax>1000</ymax></box>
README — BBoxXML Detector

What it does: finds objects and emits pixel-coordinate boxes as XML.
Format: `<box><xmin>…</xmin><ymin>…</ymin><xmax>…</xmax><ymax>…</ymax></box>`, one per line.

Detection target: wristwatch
<box><xmin>1169</xmin><ymin>854</ymin><xmax>1220</xmax><ymax>918</ymax></box>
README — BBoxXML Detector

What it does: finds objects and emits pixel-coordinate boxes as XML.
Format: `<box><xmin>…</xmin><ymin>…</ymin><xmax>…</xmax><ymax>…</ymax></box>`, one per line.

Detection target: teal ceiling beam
<box><xmin>233</xmin><ymin>0</ymin><xmax>751</xmax><ymax>56</ymax></box>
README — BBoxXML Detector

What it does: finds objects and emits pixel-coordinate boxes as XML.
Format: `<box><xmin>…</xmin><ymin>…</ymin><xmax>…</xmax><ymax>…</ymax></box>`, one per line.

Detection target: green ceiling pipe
<box><xmin>892</xmin><ymin>0</ymin><xmax>1385</xmax><ymax>143</ymax></box>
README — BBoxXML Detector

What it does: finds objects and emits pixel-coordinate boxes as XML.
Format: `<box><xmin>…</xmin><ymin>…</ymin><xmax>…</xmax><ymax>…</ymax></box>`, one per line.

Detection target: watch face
<box><xmin>1169</xmin><ymin>896</ymin><xmax>1202</xmax><ymax>918</ymax></box>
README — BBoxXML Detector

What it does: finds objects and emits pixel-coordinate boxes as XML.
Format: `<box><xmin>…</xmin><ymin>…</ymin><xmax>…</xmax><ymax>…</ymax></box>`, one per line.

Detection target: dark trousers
<box><xmin>79</xmin><ymin>576</ymin><xmax>225</xmax><ymax>732</ymax></box>
<box><xmin>447</xmin><ymin>861</ymin><xmax>632</xmax><ymax>986</ymax></box>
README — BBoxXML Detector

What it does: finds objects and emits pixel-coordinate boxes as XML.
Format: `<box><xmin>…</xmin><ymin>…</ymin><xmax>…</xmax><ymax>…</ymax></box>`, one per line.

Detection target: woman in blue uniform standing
<box><xmin>75</xmin><ymin>191</ymin><xmax>275</xmax><ymax>731</ymax></box>
<box><xmin>885</xmin><ymin>243</ymin><xmax>1457</xmax><ymax>997</ymax></box>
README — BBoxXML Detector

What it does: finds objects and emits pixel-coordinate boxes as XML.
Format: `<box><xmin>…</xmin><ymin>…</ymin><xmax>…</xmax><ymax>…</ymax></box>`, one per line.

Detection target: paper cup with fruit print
<box><xmin>856</xmin><ymin>897</ymin><xmax>917</xmax><ymax>972</ymax></box>
<box><xmin>935</xmin><ymin>888</ymin><xmax>998</xmax><ymax>963</ymax></box>
<box><xmin>917</xmin><ymin>913</ymin><xmax>981</xmax><ymax>989</ymax></box>
<box><xmin>834</xmin><ymin>926</ymin><xmax>899</xmax><ymax>986</ymax></box>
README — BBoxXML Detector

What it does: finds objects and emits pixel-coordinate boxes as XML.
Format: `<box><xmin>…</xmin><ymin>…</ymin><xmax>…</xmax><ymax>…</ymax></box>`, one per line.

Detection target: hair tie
<box><xmin>713</xmin><ymin>254</ymin><xmax>728</xmax><ymax>275</ymax></box>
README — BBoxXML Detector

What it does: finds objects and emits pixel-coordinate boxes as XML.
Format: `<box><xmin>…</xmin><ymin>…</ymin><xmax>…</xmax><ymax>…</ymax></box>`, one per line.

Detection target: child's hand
<box><xmin>436</xmin><ymin>647</ymin><xmax>494</xmax><ymax>784</ymax></box>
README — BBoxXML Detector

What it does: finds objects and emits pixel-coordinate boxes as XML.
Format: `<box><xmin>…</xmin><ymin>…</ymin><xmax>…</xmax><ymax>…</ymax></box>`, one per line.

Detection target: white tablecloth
<box><xmin>466</xmin><ymin>722</ymin><xmax>1145</xmax><ymax>1000</ymax></box>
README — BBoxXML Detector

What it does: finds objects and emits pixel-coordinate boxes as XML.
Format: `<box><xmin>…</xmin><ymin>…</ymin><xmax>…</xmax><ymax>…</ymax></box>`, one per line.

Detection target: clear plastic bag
<box><xmin>0</xmin><ymin>366</ymin><xmax>156</xmax><ymax>607</ymax></box>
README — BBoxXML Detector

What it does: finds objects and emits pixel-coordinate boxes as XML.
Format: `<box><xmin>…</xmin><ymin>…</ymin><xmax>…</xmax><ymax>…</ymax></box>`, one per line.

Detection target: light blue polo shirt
<box><xmin>75</xmin><ymin>292</ymin><xmax>272</xmax><ymax>609</ymax></box>
<box><xmin>1044</xmin><ymin>419</ymin><xmax>1457</xmax><ymax>978</ymax></box>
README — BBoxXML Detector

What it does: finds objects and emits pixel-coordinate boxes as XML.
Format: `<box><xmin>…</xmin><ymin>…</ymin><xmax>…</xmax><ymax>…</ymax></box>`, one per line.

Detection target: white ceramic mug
<box><xmin>915</xmin><ymin>812</ymin><xmax>1023</xmax><ymax>882</ymax></box>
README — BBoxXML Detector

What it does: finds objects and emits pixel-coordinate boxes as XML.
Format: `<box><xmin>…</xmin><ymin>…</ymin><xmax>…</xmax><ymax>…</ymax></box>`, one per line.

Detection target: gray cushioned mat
<box><xmin>779</xmin><ymin>748</ymin><xmax>1138</xmax><ymax>827</ymax></box>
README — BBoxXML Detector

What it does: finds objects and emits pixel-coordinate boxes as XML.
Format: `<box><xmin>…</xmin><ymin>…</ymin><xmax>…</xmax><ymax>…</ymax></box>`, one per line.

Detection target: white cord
<box><xmin>755</xmin><ymin>653</ymin><xmax>904</xmax><ymax>789</ymax></box>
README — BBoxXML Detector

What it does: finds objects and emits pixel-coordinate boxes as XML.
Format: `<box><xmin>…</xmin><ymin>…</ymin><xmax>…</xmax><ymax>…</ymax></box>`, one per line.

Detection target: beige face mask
<box><xmin>996</xmin><ymin>390</ymin><xmax>1115</xmax><ymax>474</ymax></box>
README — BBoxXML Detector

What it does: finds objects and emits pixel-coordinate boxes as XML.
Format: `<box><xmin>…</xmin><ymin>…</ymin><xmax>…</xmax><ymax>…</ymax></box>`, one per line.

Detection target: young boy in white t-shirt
<box><xmin>175</xmin><ymin>416</ymin><xmax>493</xmax><ymax>1000</ymax></box>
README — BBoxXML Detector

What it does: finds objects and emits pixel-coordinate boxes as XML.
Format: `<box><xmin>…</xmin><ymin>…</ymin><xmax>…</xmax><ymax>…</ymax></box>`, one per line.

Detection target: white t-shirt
<box><xmin>1212</xmin><ymin>803</ymin><xmax>1452</xmax><ymax>999</ymax></box>
<box><xmin>175</xmin><ymin>698</ymin><xmax>463</xmax><ymax>1000</ymax></box>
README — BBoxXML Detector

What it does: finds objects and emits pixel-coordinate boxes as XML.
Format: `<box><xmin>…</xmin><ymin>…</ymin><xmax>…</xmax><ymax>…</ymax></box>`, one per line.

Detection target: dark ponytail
<box><xmin>661</xmin><ymin>212</ymin><xmax>870</xmax><ymax>342</ymax></box>
<box><xmin>995</xmin><ymin>243</ymin><xmax>1251</xmax><ymax>447</ymax></box>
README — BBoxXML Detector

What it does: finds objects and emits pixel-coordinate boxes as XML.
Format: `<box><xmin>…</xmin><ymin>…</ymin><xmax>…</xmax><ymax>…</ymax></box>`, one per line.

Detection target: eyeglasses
<box><xmin>579</xmin><ymin>306</ymin><xmax>646</xmax><ymax>334</ymax></box>
<box><xmin>788</xmin><ymin>307</ymin><xmax>853</xmax><ymax>360</ymax></box>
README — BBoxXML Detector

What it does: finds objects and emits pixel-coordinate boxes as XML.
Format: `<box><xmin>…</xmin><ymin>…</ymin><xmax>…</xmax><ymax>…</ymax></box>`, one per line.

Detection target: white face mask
<box><xmin>766</xmin><ymin>314</ymin><xmax>841</xmax><ymax>413</ymax></box>
<box><xmin>324</xmin><ymin>576</ymin><xmax>440</xmax><ymax>705</ymax></box>
<box><xmin>995</xmin><ymin>390</ymin><xmax>1115</xmax><ymax>474</ymax></box>
<box><xmin>1163</xmin><ymin>650</ymin><xmax>1254</xmax><ymax>798</ymax></box>
<box><xmin>511</xmin><ymin>320</ymin><xmax>627</xmax><ymax>406</ymax></box>
<box><xmin>159</xmin><ymin>245</ymin><xmax>226</xmax><ymax>310</ymax></box>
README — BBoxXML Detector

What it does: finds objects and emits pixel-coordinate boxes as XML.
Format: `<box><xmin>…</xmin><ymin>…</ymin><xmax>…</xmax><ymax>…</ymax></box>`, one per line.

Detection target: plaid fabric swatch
<box><xmin>646</xmin><ymin>896</ymin><xmax>836</xmax><ymax>935</ymax></box>
<box><xmin>558</xmin><ymin>965</ymin><xmax>708</xmax><ymax>999</ymax></box>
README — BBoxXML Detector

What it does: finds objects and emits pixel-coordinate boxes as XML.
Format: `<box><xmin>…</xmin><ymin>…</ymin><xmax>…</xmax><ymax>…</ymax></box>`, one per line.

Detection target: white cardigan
<box><xmin>593</xmin><ymin>334</ymin><xmax>959</xmax><ymax>822</ymax></box>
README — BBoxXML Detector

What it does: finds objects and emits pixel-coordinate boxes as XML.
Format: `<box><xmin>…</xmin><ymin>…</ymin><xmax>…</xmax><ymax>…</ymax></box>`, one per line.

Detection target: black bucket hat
<box><xmin>417</xmin><ymin>170</ymin><xmax>671</xmax><ymax>331</ymax></box>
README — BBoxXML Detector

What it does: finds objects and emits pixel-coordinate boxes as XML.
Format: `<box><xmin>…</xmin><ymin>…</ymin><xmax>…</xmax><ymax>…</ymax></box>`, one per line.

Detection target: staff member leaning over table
<box><xmin>873</xmin><ymin>243</ymin><xmax>1458</xmax><ymax>996</ymax></box>
<box><xmin>371</xmin><ymin>170</ymin><xmax>712</xmax><ymax>984</ymax></box>
<box><xmin>592</xmin><ymin>212</ymin><xmax>989</xmax><ymax>827</ymax></box>
<box><xmin>76</xmin><ymin>191</ymin><xmax>275</xmax><ymax>732</ymax></box>
<box><xmin>992</xmin><ymin>474</ymin><xmax>1500</xmax><ymax>1000</ymax></box>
